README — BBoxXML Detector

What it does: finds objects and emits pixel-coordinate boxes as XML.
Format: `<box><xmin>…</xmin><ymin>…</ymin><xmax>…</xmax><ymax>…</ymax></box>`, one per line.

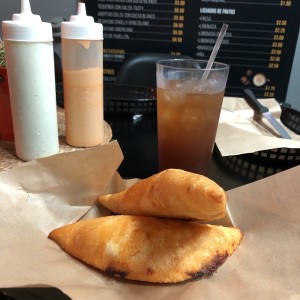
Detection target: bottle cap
<box><xmin>61</xmin><ymin>2</ymin><xmax>103</xmax><ymax>40</ymax></box>
<box><xmin>1</xmin><ymin>0</ymin><xmax>53</xmax><ymax>42</ymax></box>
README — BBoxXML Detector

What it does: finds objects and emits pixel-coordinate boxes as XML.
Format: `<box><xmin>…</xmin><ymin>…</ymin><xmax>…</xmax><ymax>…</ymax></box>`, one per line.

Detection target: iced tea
<box><xmin>156</xmin><ymin>60</ymin><xmax>229</xmax><ymax>175</ymax></box>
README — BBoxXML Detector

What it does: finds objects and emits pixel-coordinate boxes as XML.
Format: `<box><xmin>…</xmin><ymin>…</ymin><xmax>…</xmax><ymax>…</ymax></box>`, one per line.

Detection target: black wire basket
<box><xmin>215</xmin><ymin>103</ymin><xmax>300</xmax><ymax>181</ymax></box>
<box><xmin>215</xmin><ymin>147</ymin><xmax>300</xmax><ymax>182</ymax></box>
<box><xmin>250</xmin><ymin>147</ymin><xmax>300</xmax><ymax>169</ymax></box>
<box><xmin>104</xmin><ymin>84</ymin><xmax>157</xmax><ymax>115</ymax></box>
<box><xmin>280</xmin><ymin>103</ymin><xmax>300</xmax><ymax>135</ymax></box>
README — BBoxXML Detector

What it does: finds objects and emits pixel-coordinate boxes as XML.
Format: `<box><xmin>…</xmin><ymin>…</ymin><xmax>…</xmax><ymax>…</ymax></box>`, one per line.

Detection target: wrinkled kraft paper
<box><xmin>0</xmin><ymin>141</ymin><xmax>300</xmax><ymax>299</ymax></box>
<box><xmin>216</xmin><ymin>97</ymin><xmax>300</xmax><ymax>156</ymax></box>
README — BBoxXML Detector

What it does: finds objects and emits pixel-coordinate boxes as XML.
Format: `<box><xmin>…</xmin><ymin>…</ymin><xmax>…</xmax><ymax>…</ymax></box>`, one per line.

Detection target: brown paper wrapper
<box><xmin>217</xmin><ymin>97</ymin><xmax>300</xmax><ymax>156</ymax></box>
<box><xmin>0</xmin><ymin>142</ymin><xmax>299</xmax><ymax>299</ymax></box>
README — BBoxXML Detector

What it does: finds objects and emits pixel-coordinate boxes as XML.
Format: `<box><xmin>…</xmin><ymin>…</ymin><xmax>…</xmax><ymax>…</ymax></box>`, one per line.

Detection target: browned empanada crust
<box><xmin>98</xmin><ymin>169</ymin><xmax>227</xmax><ymax>221</ymax></box>
<box><xmin>49</xmin><ymin>215</ymin><xmax>242</xmax><ymax>283</ymax></box>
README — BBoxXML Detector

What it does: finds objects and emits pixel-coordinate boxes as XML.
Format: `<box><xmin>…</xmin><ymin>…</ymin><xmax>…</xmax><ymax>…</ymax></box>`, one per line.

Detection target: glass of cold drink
<box><xmin>156</xmin><ymin>59</ymin><xmax>229</xmax><ymax>175</ymax></box>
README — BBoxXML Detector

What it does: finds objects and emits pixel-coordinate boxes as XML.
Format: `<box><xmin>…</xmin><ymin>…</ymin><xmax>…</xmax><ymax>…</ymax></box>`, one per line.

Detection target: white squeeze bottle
<box><xmin>61</xmin><ymin>2</ymin><xmax>104</xmax><ymax>147</ymax></box>
<box><xmin>2</xmin><ymin>0</ymin><xmax>59</xmax><ymax>161</ymax></box>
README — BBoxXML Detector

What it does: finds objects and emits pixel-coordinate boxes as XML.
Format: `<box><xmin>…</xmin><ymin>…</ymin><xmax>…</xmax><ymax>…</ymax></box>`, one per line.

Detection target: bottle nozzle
<box><xmin>77</xmin><ymin>2</ymin><xmax>87</xmax><ymax>17</ymax></box>
<box><xmin>61</xmin><ymin>0</ymin><xmax>103</xmax><ymax>40</ymax></box>
<box><xmin>11</xmin><ymin>0</ymin><xmax>41</xmax><ymax>23</ymax></box>
<box><xmin>2</xmin><ymin>0</ymin><xmax>53</xmax><ymax>42</ymax></box>
<box><xmin>21</xmin><ymin>0</ymin><xmax>33</xmax><ymax>15</ymax></box>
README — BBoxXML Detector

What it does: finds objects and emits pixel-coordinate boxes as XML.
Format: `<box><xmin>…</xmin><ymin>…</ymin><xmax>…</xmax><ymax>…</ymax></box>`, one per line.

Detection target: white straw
<box><xmin>201</xmin><ymin>23</ymin><xmax>228</xmax><ymax>81</ymax></box>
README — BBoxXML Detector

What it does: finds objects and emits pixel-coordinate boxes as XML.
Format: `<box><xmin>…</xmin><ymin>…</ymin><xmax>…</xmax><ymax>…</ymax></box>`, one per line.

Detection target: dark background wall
<box><xmin>0</xmin><ymin>0</ymin><xmax>299</xmax><ymax>110</ymax></box>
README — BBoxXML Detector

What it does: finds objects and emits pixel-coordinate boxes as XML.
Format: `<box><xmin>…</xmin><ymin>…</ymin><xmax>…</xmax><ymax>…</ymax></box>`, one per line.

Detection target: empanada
<box><xmin>98</xmin><ymin>169</ymin><xmax>226</xmax><ymax>221</ymax></box>
<box><xmin>49</xmin><ymin>215</ymin><xmax>242</xmax><ymax>283</ymax></box>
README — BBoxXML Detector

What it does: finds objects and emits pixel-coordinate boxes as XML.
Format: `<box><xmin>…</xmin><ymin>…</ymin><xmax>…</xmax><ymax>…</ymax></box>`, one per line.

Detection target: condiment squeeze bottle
<box><xmin>61</xmin><ymin>2</ymin><xmax>104</xmax><ymax>147</ymax></box>
<box><xmin>2</xmin><ymin>0</ymin><xmax>59</xmax><ymax>161</ymax></box>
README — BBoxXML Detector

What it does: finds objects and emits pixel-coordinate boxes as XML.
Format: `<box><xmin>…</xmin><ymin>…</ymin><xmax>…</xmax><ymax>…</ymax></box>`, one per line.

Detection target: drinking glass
<box><xmin>156</xmin><ymin>59</ymin><xmax>229</xmax><ymax>175</ymax></box>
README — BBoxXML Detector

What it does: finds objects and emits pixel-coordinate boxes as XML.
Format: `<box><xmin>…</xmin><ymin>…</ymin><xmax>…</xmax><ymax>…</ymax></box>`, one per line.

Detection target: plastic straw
<box><xmin>201</xmin><ymin>23</ymin><xmax>228</xmax><ymax>81</ymax></box>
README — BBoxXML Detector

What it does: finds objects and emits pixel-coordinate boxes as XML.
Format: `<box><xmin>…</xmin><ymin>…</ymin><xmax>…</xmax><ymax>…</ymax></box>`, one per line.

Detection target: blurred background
<box><xmin>0</xmin><ymin>0</ymin><xmax>77</xmax><ymax>29</ymax></box>
<box><xmin>0</xmin><ymin>0</ymin><xmax>299</xmax><ymax>110</ymax></box>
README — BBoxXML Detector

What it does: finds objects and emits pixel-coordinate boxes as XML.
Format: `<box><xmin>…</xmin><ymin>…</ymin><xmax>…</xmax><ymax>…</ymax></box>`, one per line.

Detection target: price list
<box><xmin>85</xmin><ymin>0</ymin><xmax>300</xmax><ymax>101</ymax></box>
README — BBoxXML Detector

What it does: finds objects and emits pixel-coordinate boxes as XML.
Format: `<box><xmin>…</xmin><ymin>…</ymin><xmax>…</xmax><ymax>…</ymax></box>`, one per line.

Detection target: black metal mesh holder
<box><xmin>214</xmin><ymin>102</ymin><xmax>300</xmax><ymax>181</ymax></box>
<box><xmin>214</xmin><ymin>146</ymin><xmax>300</xmax><ymax>182</ymax></box>
<box><xmin>280</xmin><ymin>103</ymin><xmax>300</xmax><ymax>135</ymax></box>
<box><xmin>104</xmin><ymin>84</ymin><xmax>157</xmax><ymax>115</ymax></box>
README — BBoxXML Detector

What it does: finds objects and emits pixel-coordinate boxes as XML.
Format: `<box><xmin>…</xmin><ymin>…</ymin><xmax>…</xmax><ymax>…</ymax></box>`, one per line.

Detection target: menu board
<box><xmin>86</xmin><ymin>0</ymin><xmax>300</xmax><ymax>101</ymax></box>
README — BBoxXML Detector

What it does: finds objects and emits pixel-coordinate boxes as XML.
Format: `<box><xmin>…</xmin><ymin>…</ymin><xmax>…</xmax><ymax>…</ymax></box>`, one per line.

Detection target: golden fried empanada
<box><xmin>49</xmin><ymin>215</ymin><xmax>242</xmax><ymax>283</ymax></box>
<box><xmin>98</xmin><ymin>169</ymin><xmax>227</xmax><ymax>221</ymax></box>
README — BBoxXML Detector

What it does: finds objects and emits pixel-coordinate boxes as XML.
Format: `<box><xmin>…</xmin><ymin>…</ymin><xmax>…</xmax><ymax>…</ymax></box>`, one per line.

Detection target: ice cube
<box><xmin>182</xmin><ymin>75</ymin><xmax>226</xmax><ymax>94</ymax></box>
<box><xmin>181</xmin><ymin>108</ymin><xmax>201</xmax><ymax>131</ymax></box>
<box><xmin>157</xmin><ymin>74</ymin><xmax>183</xmax><ymax>90</ymax></box>
<box><xmin>182</xmin><ymin>79</ymin><xmax>207</xmax><ymax>94</ymax></box>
